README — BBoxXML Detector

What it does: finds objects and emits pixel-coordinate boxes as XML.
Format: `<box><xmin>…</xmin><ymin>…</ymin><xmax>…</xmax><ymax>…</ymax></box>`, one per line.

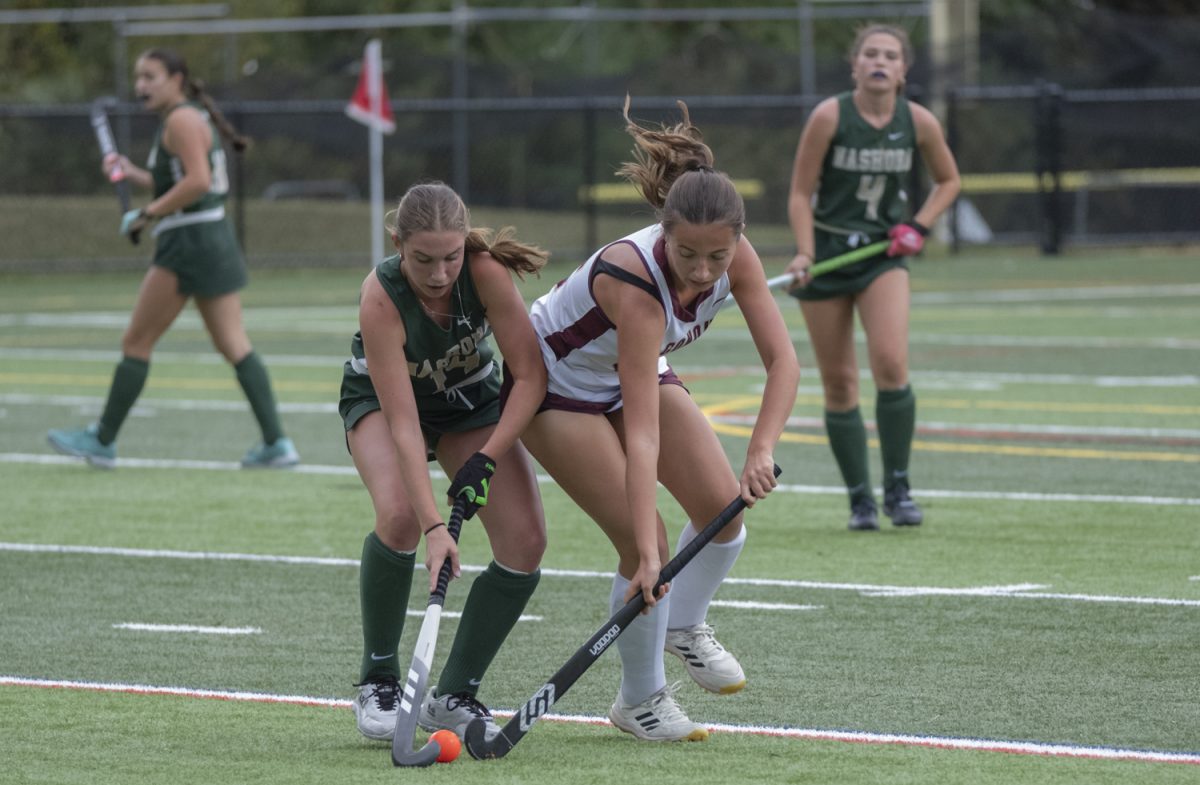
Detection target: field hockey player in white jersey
<box><xmin>519</xmin><ymin>98</ymin><xmax>800</xmax><ymax>742</ymax></box>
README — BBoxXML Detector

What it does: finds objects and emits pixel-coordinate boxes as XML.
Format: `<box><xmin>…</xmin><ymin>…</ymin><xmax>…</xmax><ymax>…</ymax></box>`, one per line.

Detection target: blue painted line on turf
<box><xmin>2</xmin><ymin>676</ymin><xmax>1197</xmax><ymax>765</ymax></box>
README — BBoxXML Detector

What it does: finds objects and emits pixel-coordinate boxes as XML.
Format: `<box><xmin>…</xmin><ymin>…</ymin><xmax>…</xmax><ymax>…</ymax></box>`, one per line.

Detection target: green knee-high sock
<box><xmin>359</xmin><ymin>532</ymin><xmax>415</xmax><ymax>683</ymax></box>
<box><xmin>876</xmin><ymin>385</ymin><xmax>917</xmax><ymax>492</ymax></box>
<box><xmin>436</xmin><ymin>561</ymin><xmax>540</xmax><ymax>696</ymax></box>
<box><xmin>97</xmin><ymin>355</ymin><xmax>149</xmax><ymax>445</ymax></box>
<box><xmin>825</xmin><ymin>407</ymin><xmax>873</xmax><ymax>505</ymax></box>
<box><xmin>234</xmin><ymin>351</ymin><xmax>284</xmax><ymax>445</ymax></box>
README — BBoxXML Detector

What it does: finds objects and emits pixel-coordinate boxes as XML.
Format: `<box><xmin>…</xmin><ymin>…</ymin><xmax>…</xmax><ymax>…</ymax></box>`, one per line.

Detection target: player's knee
<box><xmin>374</xmin><ymin>508</ymin><xmax>420</xmax><ymax>550</ymax></box>
<box><xmin>873</xmin><ymin>362</ymin><xmax>908</xmax><ymax>390</ymax></box>
<box><xmin>822</xmin><ymin>377</ymin><xmax>858</xmax><ymax>408</ymax></box>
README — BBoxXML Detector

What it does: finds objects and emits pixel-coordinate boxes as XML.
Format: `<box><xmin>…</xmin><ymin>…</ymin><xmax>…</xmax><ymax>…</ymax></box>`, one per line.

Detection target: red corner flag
<box><xmin>345</xmin><ymin>39</ymin><xmax>395</xmax><ymax>134</ymax></box>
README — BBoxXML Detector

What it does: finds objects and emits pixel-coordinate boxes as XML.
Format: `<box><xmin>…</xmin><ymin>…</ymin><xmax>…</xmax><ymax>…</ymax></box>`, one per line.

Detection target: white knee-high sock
<box><xmin>667</xmin><ymin>521</ymin><xmax>746</xmax><ymax>630</ymax></box>
<box><xmin>610</xmin><ymin>573</ymin><xmax>668</xmax><ymax>706</ymax></box>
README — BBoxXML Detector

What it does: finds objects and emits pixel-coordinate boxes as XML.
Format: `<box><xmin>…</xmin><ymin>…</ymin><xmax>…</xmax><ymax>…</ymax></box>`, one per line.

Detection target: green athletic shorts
<box><xmin>338</xmin><ymin>362</ymin><xmax>501</xmax><ymax>454</ymax></box>
<box><xmin>153</xmin><ymin>219</ymin><xmax>247</xmax><ymax>298</ymax></box>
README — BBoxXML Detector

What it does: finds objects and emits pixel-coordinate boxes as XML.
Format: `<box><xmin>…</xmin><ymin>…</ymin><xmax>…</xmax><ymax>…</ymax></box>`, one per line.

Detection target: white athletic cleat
<box><xmin>418</xmin><ymin>688</ymin><xmax>498</xmax><ymax>739</ymax></box>
<box><xmin>353</xmin><ymin>676</ymin><xmax>400</xmax><ymax>741</ymax></box>
<box><xmin>665</xmin><ymin>622</ymin><xmax>747</xmax><ymax>694</ymax></box>
<box><xmin>608</xmin><ymin>682</ymin><xmax>709</xmax><ymax>742</ymax></box>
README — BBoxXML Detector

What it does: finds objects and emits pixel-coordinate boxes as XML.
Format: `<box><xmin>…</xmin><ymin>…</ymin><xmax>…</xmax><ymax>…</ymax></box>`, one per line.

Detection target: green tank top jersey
<box><xmin>793</xmin><ymin>92</ymin><xmax>917</xmax><ymax>301</ymax></box>
<box><xmin>148</xmin><ymin>102</ymin><xmax>229</xmax><ymax>213</ymax></box>
<box><xmin>338</xmin><ymin>255</ymin><xmax>502</xmax><ymax>439</ymax></box>
<box><xmin>146</xmin><ymin>102</ymin><xmax>246</xmax><ymax>298</ymax></box>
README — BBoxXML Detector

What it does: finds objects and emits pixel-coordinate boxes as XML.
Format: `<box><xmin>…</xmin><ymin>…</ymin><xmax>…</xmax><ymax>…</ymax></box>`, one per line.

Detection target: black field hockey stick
<box><xmin>464</xmin><ymin>464</ymin><xmax>781</xmax><ymax>760</ymax></box>
<box><xmin>89</xmin><ymin>97</ymin><xmax>134</xmax><ymax>219</ymax></box>
<box><xmin>391</xmin><ymin>498</ymin><xmax>468</xmax><ymax>767</ymax></box>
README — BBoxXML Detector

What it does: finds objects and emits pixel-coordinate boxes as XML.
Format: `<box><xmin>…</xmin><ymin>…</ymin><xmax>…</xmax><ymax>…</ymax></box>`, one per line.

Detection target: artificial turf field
<box><xmin>1</xmin><ymin>244</ymin><xmax>1197</xmax><ymax>784</ymax></box>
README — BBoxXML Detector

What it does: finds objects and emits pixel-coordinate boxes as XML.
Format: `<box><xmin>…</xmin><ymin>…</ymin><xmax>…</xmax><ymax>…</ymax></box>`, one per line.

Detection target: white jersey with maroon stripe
<box><xmin>529</xmin><ymin>223</ymin><xmax>732</xmax><ymax>410</ymax></box>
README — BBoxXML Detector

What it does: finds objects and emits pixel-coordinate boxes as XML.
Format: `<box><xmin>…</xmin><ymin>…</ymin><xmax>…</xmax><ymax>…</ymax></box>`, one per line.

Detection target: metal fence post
<box><xmin>582</xmin><ymin>102</ymin><xmax>597</xmax><ymax>257</ymax></box>
<box><xmin>946</xmin><ymin>86</ymin><xmax>960</xmax><ymax>254</ymax></box>
<box><xmin>1034</xmin><ymin>79</ymin><xmax>1064</xmax><ymax>255</ymax></box>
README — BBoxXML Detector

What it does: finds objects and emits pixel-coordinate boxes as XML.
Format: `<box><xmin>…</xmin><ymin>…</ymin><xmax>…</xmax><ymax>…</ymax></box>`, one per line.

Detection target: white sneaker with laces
<box><xmin>418</xmin><ymin>688</ymin><xmax>499</xmax><ymax>739</ymax></box>
<box><xmin>353</xmin><ymin>676</ymin><xmax>400</xmax><ymax>741</ymax></box>
<box><xmin>608</xmin><ymin>682</ymin><xmax>709</xmax><ymax>742</ymax></box>
<box><xmin>665</xmin><ymin>622</ymin><xmax>747</xmax><ymax>694</ymax></box>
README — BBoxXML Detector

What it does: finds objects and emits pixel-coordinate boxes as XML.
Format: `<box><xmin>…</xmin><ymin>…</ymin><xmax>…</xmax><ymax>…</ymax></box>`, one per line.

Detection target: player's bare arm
<box><xmin>786</xmin><ymin>97</ymin><xmax>840</xmax><ymax>285</ymax></box>
<box><xmin>911</xmin><ymin>103</ymin><xmax>961</xmax><ymax>228</ymax></box>
<box><xmin>596</xmin><ymin>245</ymin><xmax>669</xmax><ymax>606</ymax></box>
<box><xmin>728</xmin><ymin>237</ymin><xmax>800</xmax><ymax>501</ymax></box>
<box><xmin>468</xmin><ymin>251</ymin><xmax>547</xmax><ymax>461</ymax></box>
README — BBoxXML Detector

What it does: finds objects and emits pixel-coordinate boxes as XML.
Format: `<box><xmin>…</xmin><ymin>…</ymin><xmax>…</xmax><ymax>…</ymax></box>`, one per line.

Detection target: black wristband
<box><xmin>909</xmin><ymin>220</ymin><xmax>930</xmax><ymax>236</ymax></box>
<box><xmin>423</xmin><ymin>522</ymin><xmax>446</xmax><ymax>536</ymax></box>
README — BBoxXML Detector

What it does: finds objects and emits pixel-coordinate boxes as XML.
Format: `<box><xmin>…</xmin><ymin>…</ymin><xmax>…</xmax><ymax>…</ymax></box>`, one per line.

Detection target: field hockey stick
<box><xmin>391</xmin><ymin>498</ymin><xmax>468</xmax><ymax>768</ymax></box>
<box><xmin>89</xmin><ymin>97</ymin><xmax>133</xmax><ymax>217</ymax></box>
<box><xmin>760</xmin><ymin>239</ymin><xmax>891</xmax><ymax>296</ymax></box>
<box><xmin>464</xmin><ymin>464</ymin><xmax>781</xmax><ymax>760</ymax></box>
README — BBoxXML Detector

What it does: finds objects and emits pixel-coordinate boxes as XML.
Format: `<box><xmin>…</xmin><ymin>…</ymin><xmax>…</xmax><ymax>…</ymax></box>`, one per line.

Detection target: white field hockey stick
<box><xmin>391</xmin><ymin>498</ymin><xmax>468</xmax><ymax>768</ymax></box>
<box><xmin>463</xmin><ymin>465</ymin><xmax>780</xmax><ymax>760</ymax></box>
<box><xmin>757</xmin><ymin>239</ymin><xmax>892</xmax><ymax>301</ymax></box>
<box><xmin>89</xmin><ymin>97</ymin><xmax>132</xmax><ymax>215</ymax></box>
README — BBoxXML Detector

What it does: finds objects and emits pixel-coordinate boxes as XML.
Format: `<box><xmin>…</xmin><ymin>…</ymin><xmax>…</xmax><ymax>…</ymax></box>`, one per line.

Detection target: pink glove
<box><xmin>886</xmin><ymin>222</ymin><xmax>928</xmax><ymax>257</ymax></box>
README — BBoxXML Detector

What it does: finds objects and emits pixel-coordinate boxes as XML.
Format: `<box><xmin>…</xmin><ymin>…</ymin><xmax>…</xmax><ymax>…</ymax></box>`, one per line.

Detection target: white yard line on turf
<box><xmin>1</xmin><ymin>676</ymin><xmax>1197</xmax><ymax>765</ymax></box>
<box><xmin>3</xmin><ymin>541</ymin><xmax>1197</xmax><ymax>609</ymax></box>
<box><xmin>113</xmin><ymin>623</ymin><xmax>262</xmax><ymax>635</ymax></box>
<box><xmin>8</xmin><ymin>390</ymin><xmax>1200</xmax><ymax>433</ymax></box>
<box><xmin>3</xmin><ymin>453</ymin><xmax>1198</xmax><ymax>508</ymax></box>
<box><xmin>908</xmin><ymin>282</ymin><xmax>1200</xmax><ymax>305</ymax></box>
<box><xmin>709</xmin><ymin>600</ymin><xmax>822</xmax><ymax>611</ymax></box>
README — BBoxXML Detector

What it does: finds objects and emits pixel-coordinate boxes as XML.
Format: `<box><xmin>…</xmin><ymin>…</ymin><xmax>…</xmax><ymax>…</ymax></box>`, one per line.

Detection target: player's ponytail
<box><xmin>618</xmin><ymin>96</ymin><xmax>745</xmax><ymax>236</ymax></box>
<box><xmin>465</xmin><ymin>227</ymin><xmax>548</xmax><ymax>279</ymax></box>
<box><xmin>186</xmin><ymin>77</ymin><xmax>251</xmax><ymax>153</ymax></box>
<box><xmin>387</xmin><ymin>182</ymin><xmax>548</xmax><ymax>278</ymax></box>
<box><xmin>141</xmin><ymin>48</ymin><xmax>251</xmax><ymax>152</ymax></box>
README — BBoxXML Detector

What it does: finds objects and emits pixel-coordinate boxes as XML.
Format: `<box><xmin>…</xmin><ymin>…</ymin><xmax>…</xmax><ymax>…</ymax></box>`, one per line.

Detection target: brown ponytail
<box><xmin>186</xmin><ymin>78</ymin><xmax>251</xmax><ymax>153</ymax></box>
<box><xmin>386</xmin><ymin>182</ymin><xmax>548</xmax><ymax>279</ymax></box>
<box><xmin>617</xmin><ymin>96</ymin><xmax>745</xmax><ymax>236</ymax></box>
<box><xmin>141</xmin><ymin>48</ymin><xmax>250</xmax><ymax>152</ymax></box>
<box><xmin>465</xmin><ymin>226</ymin><xmax>548</xmax><ymax>279</ymax></box>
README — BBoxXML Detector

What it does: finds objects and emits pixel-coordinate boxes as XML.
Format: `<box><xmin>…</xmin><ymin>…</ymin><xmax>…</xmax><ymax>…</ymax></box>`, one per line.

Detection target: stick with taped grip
<box><xmin>464</xmin><ymin>464</ymin><xmax>781</xmax><ymax>760</ymax></box>
<box><xmin>89</xmin><ymin>97</ymin><xmax>132</xmax><ymax>216</ymax></box>
<box><xmin>391</xmin><ymin>498</ymin><xmax>468</xmax><ymax>767</ymax></box>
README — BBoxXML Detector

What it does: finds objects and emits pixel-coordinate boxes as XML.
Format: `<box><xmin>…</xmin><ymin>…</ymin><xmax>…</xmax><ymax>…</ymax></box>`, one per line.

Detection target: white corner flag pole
<box><xmin>366</xmin><ymin>39</ymin><xmax>385</xmax><ymax>267</ymax></box>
